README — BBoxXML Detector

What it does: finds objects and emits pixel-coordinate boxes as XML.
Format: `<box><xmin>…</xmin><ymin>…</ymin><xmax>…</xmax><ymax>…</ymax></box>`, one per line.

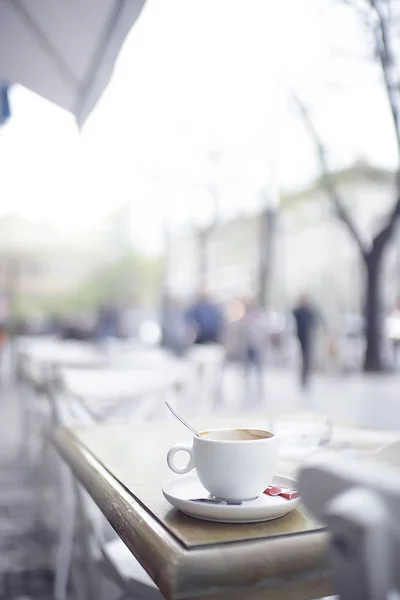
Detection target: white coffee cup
<box><xmin>166</xmin><ymin>427</ymin><xmax>278</xmax><ymax>501</ymax></box>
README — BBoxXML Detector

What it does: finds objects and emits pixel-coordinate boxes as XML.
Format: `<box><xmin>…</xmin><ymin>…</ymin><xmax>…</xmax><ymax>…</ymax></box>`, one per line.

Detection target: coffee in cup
<box><xmin>166</xmin><ymin>427</ymin><xmax>277</xmax><ymax>501</ymax></box>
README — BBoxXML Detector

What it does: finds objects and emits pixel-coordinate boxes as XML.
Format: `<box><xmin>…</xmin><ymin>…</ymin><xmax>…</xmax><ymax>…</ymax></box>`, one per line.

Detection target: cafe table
<box><xmin>52</xmin><ymin>415</ymin><xmax>397</xmax><ymax>600</ymax></box>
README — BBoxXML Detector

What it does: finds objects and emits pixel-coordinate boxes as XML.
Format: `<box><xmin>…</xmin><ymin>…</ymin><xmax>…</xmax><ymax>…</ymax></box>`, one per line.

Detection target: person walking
<box><xmin>293</xmin><ymin>294</ymin><xmax>322</xmax><ymax>389</ymax></box>
<box><xmin>387</xmin><ymin>298</ymin><xmax>400</xmax><ymax>369</ymax></box>
<box><xmin>185</xmin><ymin>291</ymin><xmax>224</xmax><ymax>345</ymax></box>
<box><xmin>119</xmin><ymin>296</ymin><xmax>143</xmax><ymax>341</ymax></box>
<box><xmin>95</xmin><ymin>303</ymin><xmax>119</xmax><ymax>341</ymax></box>
<box><xmin>185</xmin><ymin>291</ymin><xmax>225</xmax><ymax>406</ymax></box>
<box><xmin>161</xmin><ymin>295</ymin><xmax>189</xmax><ymax>356</ymax></box>
<box><xmin>240</xmin><ymin>298</ymin><xmax>267</xmax><ymax>404</ymax></box>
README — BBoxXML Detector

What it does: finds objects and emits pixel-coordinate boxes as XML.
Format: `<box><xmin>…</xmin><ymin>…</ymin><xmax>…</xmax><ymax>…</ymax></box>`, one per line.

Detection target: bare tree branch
<box><xmin>373</xmin><ymin>194</ymin><xmax>400</xmax><ymax>252</ymax></box>
<box><xmin>370</xmin><ymin>0</ymin><xmax>400</xmax><ymax>177</ymax></box>
<box><xmin>339</xmin><ymin>0</ymin><xmax>400</xmax><ymax>190</ymax></box>
<box><xmin>289</xmin><ymin>1</ymin><xmax>400</xmax><ymax>267</ymax></box>
<box><xmin>289</xmin><ymin>90</ymin><xmax>368</xmax><ymax>256</ymax></box>
<box><xmin>366</xmin><ymin>0</ymin><xmax>400</xmax><ymax>253</ymax></box>
<box><xmin>338</xmin><ymin>0</ymin><xmax>374</xmax><ymax>32</ymax></box>
<box><xmin>339</xmin><ymin>0</ymin><xmax>369</xmax><ymax>15</ymax></box>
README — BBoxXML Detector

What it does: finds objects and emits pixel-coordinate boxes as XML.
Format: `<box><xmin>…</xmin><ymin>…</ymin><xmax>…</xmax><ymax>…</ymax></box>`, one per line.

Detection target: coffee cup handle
<box><xmin>167</xmin><ymin>443</ymin><xmax>195</xmax><ymax>474</ymax></box>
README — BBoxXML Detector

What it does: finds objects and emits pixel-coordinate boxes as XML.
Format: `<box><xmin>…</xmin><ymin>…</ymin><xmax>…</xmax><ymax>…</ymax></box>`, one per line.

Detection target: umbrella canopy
<box><xmin>0</xmin><ymin>0</ymin><xmax>147</xmax><ymax>126</ymax></box>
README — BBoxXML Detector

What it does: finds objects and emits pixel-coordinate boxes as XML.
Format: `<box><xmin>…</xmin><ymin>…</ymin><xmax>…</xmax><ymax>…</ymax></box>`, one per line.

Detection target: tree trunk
<box><xmin>258</xmin><ymin>208</ymin><xmax>276</xmax><ymax>309</ymax></box>
<box><xmin>363</xmin><ymin>250</ymin><xmax>385</xmax><ymax>372</ymax></box>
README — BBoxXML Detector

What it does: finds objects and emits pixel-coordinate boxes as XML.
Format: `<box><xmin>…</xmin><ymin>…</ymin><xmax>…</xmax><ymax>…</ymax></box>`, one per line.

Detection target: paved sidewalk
<box><xmin>0</xmin><ymin>384</ymin><xmax>55</xmax><ymax>600</ymax></box>
<box><xmin>221</xmin><ymin>364</ymin><xmax>400</xmax><ymax>430</ymax></box>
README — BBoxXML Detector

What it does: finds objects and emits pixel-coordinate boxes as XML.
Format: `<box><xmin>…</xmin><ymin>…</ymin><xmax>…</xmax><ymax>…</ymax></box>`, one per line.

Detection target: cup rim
<box><xmin>197</xmin><ymin>427</ymin><xmax>274</xmax><ymax>443</ymax></box>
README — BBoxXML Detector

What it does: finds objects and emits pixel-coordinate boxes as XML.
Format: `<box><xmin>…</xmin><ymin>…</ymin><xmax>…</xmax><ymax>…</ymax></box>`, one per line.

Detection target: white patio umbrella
<box><xmin>0</xmin><ymin>0</ymin><xmax>147</xmax><ymax>126</ymax></box>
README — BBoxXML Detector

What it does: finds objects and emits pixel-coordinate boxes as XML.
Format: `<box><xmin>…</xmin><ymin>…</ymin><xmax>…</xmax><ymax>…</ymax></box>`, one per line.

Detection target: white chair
<box><xmin>59</xmin><ymin>362</ymin><xmax>187</xmax><ymax>422</ymax></box>
<box><xmin>46</xmin><ymin>366</ymin><xmax>177</xmax><ymax>600</ymax></box>
<box><xmin>16</xmin><ymin>338</ymin><xmax>108</xmax><ymax>473</ymax></box>
<box><xmin>299</xmin><ymin>441</ymin><xmax>400</xmax><ymax>600</ymax></box>
<box><xmin>81</xmin><ymin>502</ymin><xmax>163</xmax><ymax>600</ymax></box>
<box><xmin>19</xmin><ymin>341</ymin><xmax>184</xmax><ymax>600</ymax></box>
<box><xmin>16</xmin><ymin>351</ymin><xmax>50</xmax><ymax>464</ymax></box>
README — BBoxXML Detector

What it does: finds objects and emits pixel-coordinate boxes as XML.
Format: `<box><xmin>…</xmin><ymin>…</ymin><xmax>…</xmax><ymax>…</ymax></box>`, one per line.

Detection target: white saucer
<box><xmin>162</xmin><ymin>474</ymin><xmax>300</xmax><ymax>523</ymax></box>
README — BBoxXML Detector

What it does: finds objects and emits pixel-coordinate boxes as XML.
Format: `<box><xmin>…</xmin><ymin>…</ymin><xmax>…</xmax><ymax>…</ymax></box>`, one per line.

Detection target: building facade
<box><xmin>166</xmin><ymin>165</ymin><xmax>399</xmax><ymax>313</ymax></box>
<box><xmin>0</xmin><ymin>209</ymin><xmax>133</xmax><ymax>310</ymax></box>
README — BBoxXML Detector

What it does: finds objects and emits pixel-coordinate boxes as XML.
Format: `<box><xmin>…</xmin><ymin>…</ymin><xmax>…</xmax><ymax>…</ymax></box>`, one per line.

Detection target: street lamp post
<box><xmin>160</xmin><ymin>220</ymin><xmax>171</xmax><ymax>312</ymax></box>
<box><xmin>258</xmin><ymin>184</ymin><xmax>280</xmax><ymax>310</ymax></box>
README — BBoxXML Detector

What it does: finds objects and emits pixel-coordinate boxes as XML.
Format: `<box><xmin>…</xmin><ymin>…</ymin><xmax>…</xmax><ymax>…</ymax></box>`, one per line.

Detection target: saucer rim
<box><xmin>162</xmin><ymin>473</ymin><xmax>300</xmax><ymax>523</ymax></box>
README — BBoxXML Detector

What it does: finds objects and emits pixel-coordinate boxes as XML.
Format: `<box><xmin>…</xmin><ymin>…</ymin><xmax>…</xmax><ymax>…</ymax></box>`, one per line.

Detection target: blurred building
<box><xmin>282</xmin><ymin>163</ymin><xmax>397</xmax><ymax>314</ymax></box>
<box><xmin>167</xmin><ymin>216</ymin><xmax>262</xmax><ymax>301</ymax></box>
<box><xmin>0</xmin><ymin>207</ymin><xmax>133</xmax><ymax>310</ymax></box>
<box><xmin>166</xmin><ymin>164</ymin><xmax>398</xmax><ymax>313</ymax></box>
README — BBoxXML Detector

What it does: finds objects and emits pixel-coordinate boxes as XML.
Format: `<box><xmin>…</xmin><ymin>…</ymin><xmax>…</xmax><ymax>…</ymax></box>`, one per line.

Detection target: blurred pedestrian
<box><xmin>161</xmin><ymin>295</ymin><xmax>189</xmax><ymax>356</ymax></box>
<box><xmin>387</xmin><ymin>298</ymin><xmax>400</xmax><ymax>369</ymax></box>
<box><xmin>95</xmin><ymin>303</ymin><xmax>119</xmax><ymax>340</ymax></box>
<box><xmin>61</xmin><ymin>314</ymin><xmax>91</xmax><ymax>341</ymax></box>
<box><xmin>240</xmin><ymin>298</ymin><xmax>267</xmax><ymax>403</ymax></box>
<box><xmin>186</xmin><ymin>291</ymin><xmax>224</xmax><ymax>345</ymax></box>
<box><xmin>293</xmin><ymin>294</ymin><xmax>322</xmax><ymax>388</ymax></box>
<box><xmin>119</xmin><ymin>296</ymin><xmax>143</xmax><ymax>341</ymax></box>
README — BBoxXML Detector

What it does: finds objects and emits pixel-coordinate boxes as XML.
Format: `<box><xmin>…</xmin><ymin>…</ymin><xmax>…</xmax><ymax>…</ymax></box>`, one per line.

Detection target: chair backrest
<box><xmin>45</xmin><ymin>365</ymin><xmax>165</xmax><ymax>598</ymax></box>
<box><xmin>19</xmin><ymin>337</ymin><xmax>107</xmax><ymax>368</ymax></box>
<box><xmin>58</xmin><ymin>361</ymin><xmax>187</xmax><ymax>423</ymax></box>
<box><xmin>17</xmin><ymin>353</ymin><xmax>46</xmax><ymax>391</ymax></box>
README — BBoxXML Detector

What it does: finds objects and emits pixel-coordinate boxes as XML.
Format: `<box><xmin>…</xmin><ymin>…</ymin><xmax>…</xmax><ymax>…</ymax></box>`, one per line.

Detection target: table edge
<box><xmin>52</xmin><ymin>428</ymin><xmax>331</xmax><ymax>600</ymax></box>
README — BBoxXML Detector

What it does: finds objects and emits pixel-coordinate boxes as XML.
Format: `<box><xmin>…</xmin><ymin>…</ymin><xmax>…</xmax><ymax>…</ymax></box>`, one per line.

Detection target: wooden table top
<box><xmin>53</xmin><ymin>414</ymin><xmax>337</xmax><ymax>600</ymax></box>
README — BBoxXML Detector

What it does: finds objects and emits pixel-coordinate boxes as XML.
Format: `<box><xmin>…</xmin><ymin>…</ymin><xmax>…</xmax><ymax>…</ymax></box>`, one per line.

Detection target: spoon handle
<box><xmin>165</xmin><ymin>402</ymin><xmax>201</xmax><ymax>437</ymax></box>
<box><xmin>191</xmin><ymin>498</ymin><xmax>242</xmax><ymax>505</ymax></box>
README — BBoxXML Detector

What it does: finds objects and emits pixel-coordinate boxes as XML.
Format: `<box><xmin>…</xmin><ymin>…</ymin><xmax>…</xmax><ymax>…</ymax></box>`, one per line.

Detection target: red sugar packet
<box><xmin>264</xmin><ymin>485</ymin><xmax>300</xmax><ymax>500</ymax></box>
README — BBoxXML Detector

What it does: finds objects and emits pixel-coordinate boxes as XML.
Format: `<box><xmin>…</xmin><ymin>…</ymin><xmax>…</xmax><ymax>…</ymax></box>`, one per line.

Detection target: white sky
<box><xmin>0</xmin><ymin>0</ymin><xmax>398</xmax><ymax>252</ymax></box>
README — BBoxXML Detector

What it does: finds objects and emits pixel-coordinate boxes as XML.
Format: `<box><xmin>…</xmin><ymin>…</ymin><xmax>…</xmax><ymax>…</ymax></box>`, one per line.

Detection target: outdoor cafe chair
<box><xmin>15</xmin><ymin>337</ymin><xmax>108</xmax><ymax>471</ymax></box>
<box><xmin>14</xmin><ymin>339</ymin><xmax>158</xmax><ymax>599</ymax></box>
<box><xmin>74</xmin><ymin>485</ymin><xmax>163</xmax><ymax>600</ymax></box>
<box><xmin>45</xmin><ymin>365</ymin><xmax>178</xmax><ymax>600</ymax></box>
<box><xmin>59</xmin><ymin>362</ymin><xmax>186</xmax><ymax>423</ymax></box>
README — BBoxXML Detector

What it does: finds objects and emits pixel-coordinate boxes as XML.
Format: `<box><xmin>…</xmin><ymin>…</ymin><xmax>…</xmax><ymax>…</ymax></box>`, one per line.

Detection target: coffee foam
<box><xmin>200</xmin><ymin>428</ymin><xmax>273</xmax><ymax>441</ymax></box>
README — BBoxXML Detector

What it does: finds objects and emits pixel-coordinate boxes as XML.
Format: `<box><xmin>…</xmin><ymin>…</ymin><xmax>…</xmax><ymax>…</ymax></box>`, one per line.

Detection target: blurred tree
<box><xmin>291</xmin><ymin>0</ymin><xmax>400</xmax><ymax>372</ymax></box>
<box><xmin>71</xmin><ymin>251</ymin><xmax>161</xmax><ymax>308</ymax></box>
<box><xmin>18</xmin><ymin>251</ymin><xmax>161</xmax><ymax>316</ymax></box>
